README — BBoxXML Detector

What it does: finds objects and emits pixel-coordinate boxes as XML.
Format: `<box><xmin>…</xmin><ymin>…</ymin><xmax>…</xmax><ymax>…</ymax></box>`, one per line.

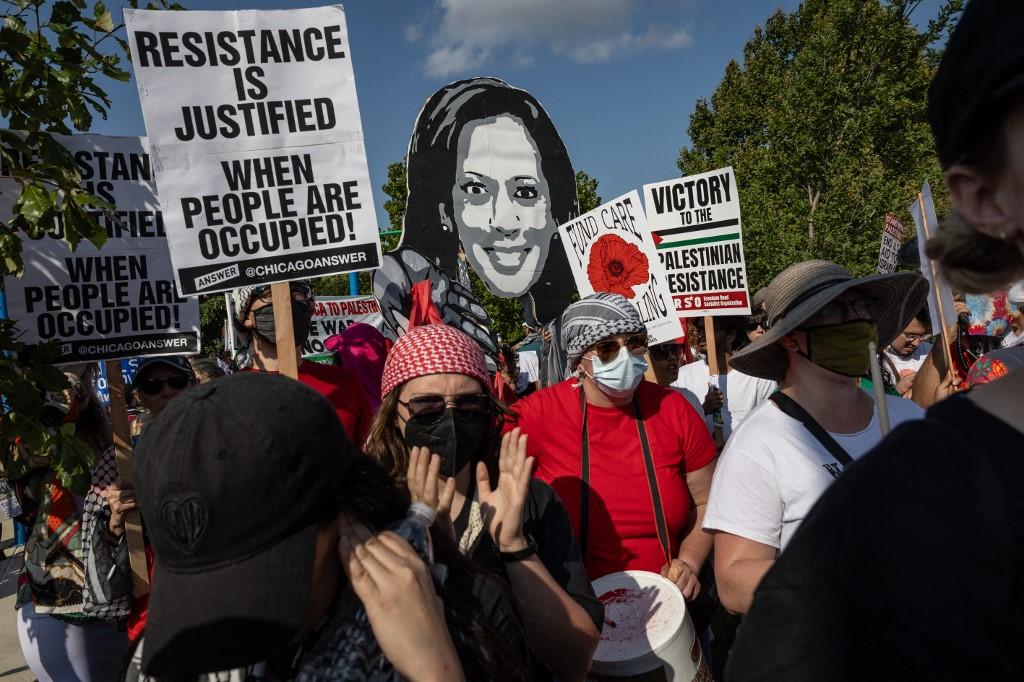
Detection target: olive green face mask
<box><xmin>798</xmin><ymin>320</ymin><xmax>879</xmax><ymax>377</ymax></box>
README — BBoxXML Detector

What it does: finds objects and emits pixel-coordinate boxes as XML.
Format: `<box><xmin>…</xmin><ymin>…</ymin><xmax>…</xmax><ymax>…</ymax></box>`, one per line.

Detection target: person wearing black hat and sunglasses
<box><xmin>727</xmin><ymin>3</ymin><xmax>1024</xmax><ymax>679</ymax></box>
<box><xmin>703</xmin><ymin>260</ymin><xmax>928</xmax><ymax>615</ymax></box>
<box><xmin>80</xmin><ymin>356</ymin><xmax>196</xmax><ymax>645</ymax></box>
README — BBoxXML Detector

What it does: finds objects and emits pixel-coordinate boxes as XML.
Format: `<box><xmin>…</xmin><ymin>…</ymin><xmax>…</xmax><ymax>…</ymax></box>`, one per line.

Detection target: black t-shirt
<box><xmin>727</xmin><ymin>394</ymin><xmax>1024</xmax><ymax>681</ymax></box>
<box><xmin>454</xmin><ymin>477</ymin><xmax>604</xmax><ymax>677</ymax></box>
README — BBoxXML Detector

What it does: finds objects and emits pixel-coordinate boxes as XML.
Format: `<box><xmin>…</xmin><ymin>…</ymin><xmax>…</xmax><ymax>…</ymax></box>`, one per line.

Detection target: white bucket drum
<box><xmin>589</xmin><ymin>570</ymin><xmax>710</xmax><ymax>681</ymax></box>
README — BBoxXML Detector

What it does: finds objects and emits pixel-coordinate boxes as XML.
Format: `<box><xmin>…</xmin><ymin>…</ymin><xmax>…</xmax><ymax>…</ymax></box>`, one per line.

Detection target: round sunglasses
<box><xmin>649</xmin><ymin>344</ymin><xmax>685</xmax><ymax>361</ymax></box>
<box><xmin>590</xmin><ymin>333</ymin><xmax>649</xmax><ymax>364</ymax></box>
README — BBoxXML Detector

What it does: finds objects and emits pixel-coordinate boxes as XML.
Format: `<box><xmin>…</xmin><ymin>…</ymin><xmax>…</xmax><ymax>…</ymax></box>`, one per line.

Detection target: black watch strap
<box><xmin>499</xmin><ymin>539</ymin><xmax>539</xmax><ymax>562</ymax></box>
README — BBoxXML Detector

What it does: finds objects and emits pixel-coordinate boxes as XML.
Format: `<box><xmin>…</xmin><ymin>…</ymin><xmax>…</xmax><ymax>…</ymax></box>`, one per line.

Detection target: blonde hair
<box><xmin>925</xmin><ymin>208</ymin><xmax>1024</xmax><ymax>294</ymax></box>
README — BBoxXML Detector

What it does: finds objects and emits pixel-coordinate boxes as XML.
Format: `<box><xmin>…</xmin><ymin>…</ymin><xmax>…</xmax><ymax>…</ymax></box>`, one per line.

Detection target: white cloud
<box><xmin>404</xmin><ymin>24</ymin><xmax>424</xmax><ymax>43</ymax></box>
<box><xmin>420</xmin><ymin>0</ymin><xmax>693</xmax><ymax>77</ymax></box>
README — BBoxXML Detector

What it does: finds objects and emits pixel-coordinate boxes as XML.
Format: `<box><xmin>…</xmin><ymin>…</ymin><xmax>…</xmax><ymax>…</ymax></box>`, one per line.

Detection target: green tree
<box><xmin>679</xmin><ymin>0</ymin><xmax>962</xmax><ymax>292</ymax></box>
<box><xmin>0</xmin><ymin>0</ymin><xmax>177</xmax><ymax>492</ymax></box>
<box><xmin>576</xmin><ymin>170</ymin><xmax>602</xmax><ymax>213</ymax></box>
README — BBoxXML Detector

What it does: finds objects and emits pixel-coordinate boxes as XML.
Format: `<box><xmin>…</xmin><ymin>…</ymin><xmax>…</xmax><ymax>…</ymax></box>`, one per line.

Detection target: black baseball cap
<box><xmin>135</xmin><ymin>372</ymin><xmax>355</xmax><ymax>677</ymax></box>
<box><xmin>928</xmin><ymin>0</ymin><xmax>1024</xmax><ymax>168</ymax></box>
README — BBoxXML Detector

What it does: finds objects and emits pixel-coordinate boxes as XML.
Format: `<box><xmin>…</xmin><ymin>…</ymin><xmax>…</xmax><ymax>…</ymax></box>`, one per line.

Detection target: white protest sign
<box><xmin>877</xmin><ymin>213</ymin><xmax>905</xmax><ymax>274</ymax></box>
<box><xmin>304</xmin><ymin>295</ymin><xmax>385</xmax><ymax>356</ymax></box>
<box><xmin>559</xmin><ymin>191</ymin><xmax>683</xmax><ymax>344</ymax></box>
<box><xmin>643</xmin><ymin>167</ymin><xmax>751</xmax><ymax>317</ymax></box>
<box><xmin>910</xmin><ymin>181</ymin><xmax>957</xmax><ymax>333</ymax></box>
<box><xmin>124</xmin><ymin>6</ymin><xmax>381</xmax><ymax>295</ymax></box>
<box><xmin>1</xmin><ymin>134</ymin><xmax>200</xmax><ymax>363</ymax></box>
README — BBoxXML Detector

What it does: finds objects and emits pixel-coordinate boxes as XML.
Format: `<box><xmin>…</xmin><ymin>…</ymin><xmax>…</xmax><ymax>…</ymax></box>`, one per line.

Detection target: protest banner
<box><xmin>123</xmin><ymin>6</ymin><xmax>382</xmax><ymax>297</ymax></box>
<box><xmin>643</xmin><ymin>166</ymin><xmax>752</xmax><ymax>318</ymax></box>
<box><xmin>910</xmin><ymin>180</ymin><xmax>957</xmax><ymax>377</ymax></box>
<box><xmin>877</xmin><ymin>213</ymin><xmax>905</xmax><ymax>274</ymax></box>
<box><xmin>95</xmin><ymin>358</ymin><xmax>143</xmax><ymax>406</ymax></box>
<box><xmin>304</xmin><ymin>295</ymin><xmax>385</xmax><ymax>355</ymax></box>
<box><xmin>559</xmin><ymin>191</ymin><xmax>683</xmax><ymax>345</ymax></box>
<box><xmin>1</xmin><ymin>134</ymin><xmax>200</xmax><ymax>364</ymax></box>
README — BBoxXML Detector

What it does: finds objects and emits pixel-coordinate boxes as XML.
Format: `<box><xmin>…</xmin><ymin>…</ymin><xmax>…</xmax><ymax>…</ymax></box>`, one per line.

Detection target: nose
<box><xmin>490</xmin><ymin>189</ymin><xmax>521</xmax><ymax>236</ymax></box>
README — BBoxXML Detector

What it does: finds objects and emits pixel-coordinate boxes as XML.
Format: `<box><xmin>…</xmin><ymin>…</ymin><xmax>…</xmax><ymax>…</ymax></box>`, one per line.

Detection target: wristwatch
<box><xmin>499</xmin><ymin>538</ymin><xmax>539</xmax><ymax>562</ymax></box>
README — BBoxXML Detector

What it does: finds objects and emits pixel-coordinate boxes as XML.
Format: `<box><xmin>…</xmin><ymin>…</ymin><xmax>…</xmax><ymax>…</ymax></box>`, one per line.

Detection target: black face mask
<box><xmin>251</xmin><ymin>300</ymin><xmax>313</xmax><ymax>347</ymax></box>
<box><xmin>403</xmin><ymin>408</ymin><xmax>488</xmax><ymax>477</ymax></box>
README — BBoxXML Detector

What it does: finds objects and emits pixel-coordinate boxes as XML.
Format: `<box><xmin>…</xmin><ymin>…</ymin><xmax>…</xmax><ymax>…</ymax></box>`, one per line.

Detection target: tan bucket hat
<box><xmin>730</xmin><ymin>260</ymin><xmax>929</xmax><ymax>381</ymax></box>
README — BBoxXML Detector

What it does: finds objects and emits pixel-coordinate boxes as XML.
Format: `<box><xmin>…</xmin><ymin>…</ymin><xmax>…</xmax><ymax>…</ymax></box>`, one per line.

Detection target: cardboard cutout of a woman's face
<box><xmin>448</xmin><ymin>115</ymin><xmax>554</xmax><ymax>297</ymax></box>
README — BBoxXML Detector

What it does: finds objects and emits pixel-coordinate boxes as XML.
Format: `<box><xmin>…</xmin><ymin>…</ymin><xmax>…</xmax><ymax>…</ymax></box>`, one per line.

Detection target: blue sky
<box><xmin>79</xmin><ymin>0</ymin><xmax>949</xmax><ymax>228</ymax></box>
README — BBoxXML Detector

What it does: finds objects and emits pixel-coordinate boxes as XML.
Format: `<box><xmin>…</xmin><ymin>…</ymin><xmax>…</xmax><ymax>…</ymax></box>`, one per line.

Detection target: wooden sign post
<box><xmin>104</xmin><ymin>361</ymin><xmax>150</xmax><ymax>598</ymax></box>
<box><xmin>703</xmin><ymin>316</ymin><xmax>726</xmax><ymax>450</ymax></box>
<box><xmin>917</xmin><ymin>192</ymin><xmax>957</xmax><ymax>383</ymax></box>
<box><xmin>271</xmin><ymin>282</ymin><xmax>299</xmax><ymax>380</ymax></box>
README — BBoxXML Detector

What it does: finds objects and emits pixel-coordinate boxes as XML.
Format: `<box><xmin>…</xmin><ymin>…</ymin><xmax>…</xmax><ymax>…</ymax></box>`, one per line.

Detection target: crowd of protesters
<box><xmin>2</xmin><ymin>1</ymin><xmax>1023</xmax><ymax>680</ymax></box>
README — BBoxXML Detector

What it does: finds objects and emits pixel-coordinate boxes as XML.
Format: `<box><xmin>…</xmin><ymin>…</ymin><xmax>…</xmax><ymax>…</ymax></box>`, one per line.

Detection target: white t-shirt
<box><xmin>672</xmin><ymin>361</ymin><xmax>777</xmax><ymax>439</ymax></box>
<box><xmin>516</xmin><ymin>350</ymin><xmax>540</xmax><ymax>393</ymax></box>
<box><xmin>703</xmin><ymin>394</ymin><xmax>924</xmax><ymax>551</ymax></box>
<box><xmin>884</xmin><ymin>342</ymin><xmax>932</xmax><ymax>376</ymax></box>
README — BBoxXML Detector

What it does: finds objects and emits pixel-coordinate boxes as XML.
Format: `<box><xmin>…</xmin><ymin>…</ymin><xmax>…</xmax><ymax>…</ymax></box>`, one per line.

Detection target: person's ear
<box><xmin>946</xmin><ymin>164</ymin><xmax>1012</xmax><ymax>239</ymax></box>
<box><xmin>778</xmin><ymin>334</ymin><xmax>800</xmax><ymax>352</ymax></box>
<box><xmin>438</xmin><ymin>202</ymin><xmax>454</xmax><ymax>233</ymax></box>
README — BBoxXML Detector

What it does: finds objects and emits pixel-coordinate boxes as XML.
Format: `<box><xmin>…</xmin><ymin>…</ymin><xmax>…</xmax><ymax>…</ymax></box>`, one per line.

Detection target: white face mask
<box><xmin>585</xmin><ymin>346</ymin><xmax>648</xmax><ymax>398</ymax></box>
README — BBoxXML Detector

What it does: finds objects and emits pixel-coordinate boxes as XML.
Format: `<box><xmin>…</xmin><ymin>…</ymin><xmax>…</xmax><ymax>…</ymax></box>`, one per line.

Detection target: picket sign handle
<box><xmin>271</xmin><ymin>282</ymin><xmax>299</xmax><ymax>380</ymax></box>
<box><xmin>867</xmin><ymin>341</ymin><xmax>891</xmax><ymax>437</ymax></box>
<box><xmin>104</xmin><ymin>360</ymin><xmax>150</xmax><ymax>598</ymax></box>
<box><xmin>643</xmin><ymin>351</ymin><xmax>657</xmax><ymax>383</ymax></box>
<box><xmin>702</xmin><ymin>316</ymin><xmax>725</xmax><ymax>449</ymax></box>
<box><xmin>917</xmin><ymin>192</ymin><xmax>957</xmax><ymax>383</ymax></box>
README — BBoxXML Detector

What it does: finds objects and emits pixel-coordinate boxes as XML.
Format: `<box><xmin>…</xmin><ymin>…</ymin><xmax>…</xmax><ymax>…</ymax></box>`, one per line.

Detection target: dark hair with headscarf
<box><xmin>401</xmin><ymin>77</ymin><xmax>578</xmax><ymax>324</ymax></box>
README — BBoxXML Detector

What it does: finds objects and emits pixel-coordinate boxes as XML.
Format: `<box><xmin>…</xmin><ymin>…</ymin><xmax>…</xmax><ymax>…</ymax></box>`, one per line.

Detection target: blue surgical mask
<box><xmin>586</xmin><ymin>346</ymin><xmax>648</xmax><ymax>398</ymax></box>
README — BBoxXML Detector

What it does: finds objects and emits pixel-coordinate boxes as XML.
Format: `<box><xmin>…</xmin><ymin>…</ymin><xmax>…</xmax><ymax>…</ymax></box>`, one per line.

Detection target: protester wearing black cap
<box><xmin>123</xmin><ymin>373</ymin><xmax>529</xmax><ymax>681</ymax></box>
<box><xmin>728</xmin><ymin>3</ymin><xmax>1024</xmax><ymax>678</ymax></box>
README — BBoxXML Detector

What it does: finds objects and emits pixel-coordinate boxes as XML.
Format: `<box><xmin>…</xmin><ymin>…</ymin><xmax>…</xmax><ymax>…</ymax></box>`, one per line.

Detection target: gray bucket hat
<box><xmin>730</xmin><ymin>260</ymin><xmax>929</xmax><ymax>381</ymax></box>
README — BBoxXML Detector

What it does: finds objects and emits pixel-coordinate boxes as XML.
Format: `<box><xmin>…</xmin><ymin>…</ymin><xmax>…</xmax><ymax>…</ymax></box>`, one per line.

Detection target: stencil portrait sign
<box><xmin>124</xmin><ymin>6</ymin><xmax>381</xmax><ymax>296</ymax></box>
<box><xmin>643</xmin><ymin>167</ymin><xmax>751</xmax><ymax>317</ymax></box>
<box><xmin>373</xmin><ymin>77</ymin><xmax>578</xmax><ymax>352</ymax></box>
<box><xmin>560</xmin><ymin>191</ymin><xmax>682</xmax><ymax>344</ymax></box>
<box><xmin>1</xmin><ymin>134</ymin><xmax>200</xmax><ymax>363</ymax></box>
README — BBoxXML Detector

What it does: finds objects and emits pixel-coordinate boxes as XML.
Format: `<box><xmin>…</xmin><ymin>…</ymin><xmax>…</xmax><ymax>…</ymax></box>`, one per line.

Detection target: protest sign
<box><xmin>1</xmin><ymin>134</ymin><xmax>201</xmax><ymax>363</ymax></box>
<box><xmin>877</xmin><ymin>213</ymin><xmax>905</xmax><ymax>274</ymax></box>
<box><xmin>910</xmin><ymin>180</ymin><xmax>957</xmax><ymax>376</ymax></box>
<box><xmin>95</xmin><ymin>358</ymin><xmax>143</xmax><ymax>406</ymax></box>
<box><xmin>643</xmin><ymin>167</ymin><xmax>751</xmax><ymax>317</ymax></box>
<box><xmin>123</xmin><ymin>6</ymin><xmax>382</xmax><ymax>296</ymax></box>
<box><xmin>305</xmin><ymin>295</ymin><xmax>385</xmax><ymax>355</ymax></box>
<box><xmin>560</xmin><ymin>191</ymin><xmax>683</xmax><ymax>344</ymax></box>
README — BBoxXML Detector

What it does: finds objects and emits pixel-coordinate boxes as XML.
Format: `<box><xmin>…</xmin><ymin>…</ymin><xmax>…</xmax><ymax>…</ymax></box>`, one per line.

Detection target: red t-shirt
<box><xmin>248</xmin><ymin>361</ymin><xmax>372</xmax><ymax>446</ymax></box>
<box><xmin>511</xmin><ymin>379</ymin><xmax>716</xmax><ymax>579</ymax></box>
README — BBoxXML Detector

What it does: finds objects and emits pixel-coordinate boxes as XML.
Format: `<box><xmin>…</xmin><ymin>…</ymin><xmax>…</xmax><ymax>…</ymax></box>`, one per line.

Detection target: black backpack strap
<box><xmin>769</xmin><ymin>392</ymin><xmax>854</xmax><ymax>469</ymax></box>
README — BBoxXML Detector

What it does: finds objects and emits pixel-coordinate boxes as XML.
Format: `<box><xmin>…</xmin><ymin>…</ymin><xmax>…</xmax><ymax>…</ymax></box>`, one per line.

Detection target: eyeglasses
<box><xmin>650</xmin><ymin>344</ymin><xmax>684</xmax><ymax>361</ymax></box>
<box><xmin>590</xmin><ymin>333</ymin><xmax>649</xmax><ymax>363</ymax></box>
<box><xmin>398</xmin><ymin>393</ymin><xmax>492</xmax><ymax>423</ymax></box>
<box><xmin>747</xmin><ymin>319</ymin><xmax>766</xmax><ymax>332</ymax></box>
<box><xmin>806</xmin><ymin>296</ymin><xmax>881</xmax><ymax>326</ymax></box>
<box><xmin>137</xmin><ymin>373</ymin><xmax>191</xmax><ymax>396</ymax></box>
<box><xmin>900</xmin><ymin>332</ymin><xmax>926</xmax><ymax>343</ymax></box>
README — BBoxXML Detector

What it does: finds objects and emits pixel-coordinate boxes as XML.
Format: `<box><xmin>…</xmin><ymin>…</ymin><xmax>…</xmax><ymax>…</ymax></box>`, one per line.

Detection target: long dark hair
<box><xmin>401</xmin><ymin>77</ymin><xmax>578</xmax><ymax>324</ymax></box>
<box><xmin>336</xmin><ymin>455</ymin><xmax>530</xmax><ymax>682</ymax></box>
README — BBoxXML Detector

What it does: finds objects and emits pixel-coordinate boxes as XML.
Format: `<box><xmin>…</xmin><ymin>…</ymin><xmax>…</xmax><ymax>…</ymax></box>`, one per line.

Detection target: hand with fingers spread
<box><xmin>477</xmin><ymin>428</ymin><xmax>535</xmax><ymax>553</ymax></box>
<box><xmin>406</xmin><ymin>447</ymin><xmax>457</xmax><ymax>518</ymax></box>
<box><xmin>661</xmin><ymin>557</ymin><xmax>701</xmax><ymax>600</ymax></box>
<box><xmin>106</xmin><ymin>479</ymin><xmax>138</xmax><ymax>537</ymax></box>
<box><xmin>337</xmin><ymin>517</ymin><xmax>464</xmax><ymax>682</ymax></box>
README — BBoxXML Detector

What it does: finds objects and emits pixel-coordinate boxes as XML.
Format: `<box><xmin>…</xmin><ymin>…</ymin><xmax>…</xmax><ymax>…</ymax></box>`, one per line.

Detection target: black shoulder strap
<box><xmin>578</xmin><ymin>389</ymin><xmax>672</xmax><ymax>566</ymax></box>
<box><xmin>769</xmin><ymin>392</ymin><xmax>854</xmax><ymax>468</ymax></box>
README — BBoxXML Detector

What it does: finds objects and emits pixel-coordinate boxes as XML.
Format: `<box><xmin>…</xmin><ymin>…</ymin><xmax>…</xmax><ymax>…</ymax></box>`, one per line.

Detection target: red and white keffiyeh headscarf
<box><xmin>380</xmin><ymin>324</ymin><xmax>490</xmax><ymax>398</ymax></box>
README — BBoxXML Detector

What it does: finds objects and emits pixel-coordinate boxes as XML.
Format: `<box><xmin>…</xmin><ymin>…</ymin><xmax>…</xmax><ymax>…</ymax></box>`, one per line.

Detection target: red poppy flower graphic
<box><xmin>587</xmin><ymin>234</ymin><xmax>650</xmax><ymax>299</ymax></box>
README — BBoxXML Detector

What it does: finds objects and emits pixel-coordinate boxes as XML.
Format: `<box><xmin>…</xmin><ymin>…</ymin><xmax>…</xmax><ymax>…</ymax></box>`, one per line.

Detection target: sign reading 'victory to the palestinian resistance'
<box><xmin>123</xmin><ymin>6</ymin><xmax>382</xmax><ymax>296</ymax></box>
<box><xmin>559</xmin><ymin>191</ymin><xmax>683</xmax><ymax>345</ymax></box>
<box><xmin>643</xmin><ymin>167</ymin><xmax>751</xmax><ymax>317</ymax></box>
<box><xmin>1</xmin><ymin>134</ymin><xmax>200</xmax><ymax>363</ymax></box>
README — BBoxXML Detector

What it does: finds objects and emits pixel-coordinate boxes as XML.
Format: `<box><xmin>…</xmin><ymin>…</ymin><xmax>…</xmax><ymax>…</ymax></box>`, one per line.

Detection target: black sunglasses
<box><xmin>137</xmin><ymin>373</ymin><xmax>191</xmax><ymax>396</ymax></box>
<box><xmin>650</xmin><ymin>344</ymin><xmax>684</xmax><ymax>361</ymax></box>
<box><xmin>399</xmin><ymin>393</ymin><xmax>492</xmax><ymax>423</ymax></box>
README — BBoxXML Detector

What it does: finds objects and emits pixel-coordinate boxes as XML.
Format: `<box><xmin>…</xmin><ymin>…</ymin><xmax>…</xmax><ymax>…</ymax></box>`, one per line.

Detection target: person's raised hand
<box><xmin>106</xmin><ymin>479</ymin><xmax>138</xmax><ymax>537</ymax></box>
<box><xmin>895</xmin><ymin>371</ymin><xmax>917</xmax><ymax>397</ymax></box>
<box><xmin>337</xmin><ymin>517</ymin><xmax>464</xmax><ymax>682</ymax></box>
<box><xmin>661</xmin><ymin>558</ymin><xmax>701</xmax><ymax>600</ymax></box>
<box><xmin>477</xmin><ymin>428</ymin><xmax>534</xmax><ymax>553</ymax></box>
<box><xmin>406</xmin><ymin>447</ymin><xmax>456</xmax><ymax>518</ymax></box>
<box><xmin>702</xmin><ymin>384</ymin><xmax>724</xmax><ymax>415</ymax></box>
